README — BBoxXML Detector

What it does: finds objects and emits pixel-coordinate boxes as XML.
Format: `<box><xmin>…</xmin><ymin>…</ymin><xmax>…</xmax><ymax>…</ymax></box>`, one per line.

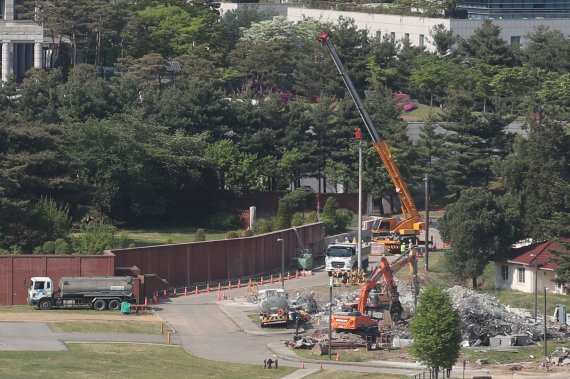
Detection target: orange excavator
<box><xmin>316</xmin><ymin>32</ymin><xmax>424</xmax><ymax>253</ymax></box>
<box><xmin>330</xmin><ymin>248</ymin><xmax>418</xmax><ymax>338</ymax></box>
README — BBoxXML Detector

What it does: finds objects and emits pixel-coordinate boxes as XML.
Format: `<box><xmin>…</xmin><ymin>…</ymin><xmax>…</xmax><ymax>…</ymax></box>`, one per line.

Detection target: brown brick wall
<box><xmin>0</xmin><ymin>255</ymin><xmax>114</xmax><ymax>306</ymax></box>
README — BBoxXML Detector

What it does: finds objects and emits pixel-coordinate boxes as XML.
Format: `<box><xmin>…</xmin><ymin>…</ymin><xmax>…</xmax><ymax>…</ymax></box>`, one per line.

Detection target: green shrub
<box><xmin>225</xmin><ymin>231</ymin><xmax>240</xmax><ymax>239</ymax></box>
<box><xmin>70</xmin><ymin>222</ymin><xmax>121</xmax><ymax>254</ymax></box>
<box><xmin>207</xmin><ymin>212</ymin><xmax>240</xmax><ymax>230</ymax></box>
<box><xmin>335</xmin><ymin>208</ymin><xmax>354</xmax><ymax>233</ymax></box>
<box><xmin>194</xmin><ymin>229</ymin><xmax>207</xmax><ymax>242</ymax></box>
<box><xmin>42</xmin><ymin>241</ymin><xmax>56</xmax><ymax>254</ymax></box>
<box><xmin>166</xmin><ymin>238</ymin><xmax>174</xmax><ymax>244</ymax></box>
<box><xmin>291</xmin><ymin>212</ymin><xmax>305</xmax><ymax>227</ymax></box>
<box><xmin>322</xmin><ymin>197</ymin><xmax>337</xmax><ymax>220</ymax></box>
<box><xmin>282</xmin><ymin>188</ymin><xmax>316</xmax><ymax>211</ymax></box>
<box><xmin>54</xmin><ymin>238</ymin><xmax>70</xmax><ymax>255</ymax></box>
<box><xmin>253</xmin><ymin>219</ymin><xmax>273</xmax><ymax>234</ymax></box>
<box><xmin>275</xmin><ymin>197</ymin><xmax>293</xmax><ymax>230</ymax></box>
<box><xmin>30</xmin><ymin>197</ymin><xmax>72</xmax><ymax>243</ymax></box>
<box><xmin>33</xmin><ymin>246</ymin><xmax>43</xmax><ymax>254</ymax></box>
<box><xmin>128</xmin><ymin>243</ymin><xmax>136</xmax><ymax>248</ymax></box>
<box><xmin>242</xmin><ymin>229</ymin><xmax>254</xmax><ymax>237</ymax></box>
<box><xmin>305</xmin><ymin>211</ymin><xmax>318</xmax><ymax>223</ymax></box>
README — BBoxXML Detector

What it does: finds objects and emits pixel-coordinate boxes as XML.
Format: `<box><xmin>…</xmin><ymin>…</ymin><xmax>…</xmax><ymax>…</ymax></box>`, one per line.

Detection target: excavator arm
<box><xmin>317</xmin><ymin>32</ymin><xmax>424</xmax><ymax>236</ymax></box>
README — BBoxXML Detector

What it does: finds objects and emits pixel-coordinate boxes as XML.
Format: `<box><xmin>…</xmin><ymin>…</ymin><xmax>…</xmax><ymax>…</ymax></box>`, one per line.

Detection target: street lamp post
<box><xmin>544</xmin><ymin>287</ymin><xmax>548</xmax><ymax>357</ymax></box>
<box><xmin>277</xmin><ymin>238</ymin><xmax>285</xmax><ymax>290</ymax></box>
<box><xmin>424</xmin><ymin>172</ymin><xmax>429</xmax><ymax>272</ymax></box>
<box><xmin>329</xmin><ymin>276</ymin><xmax>333</xmax><ymax>360</ymax></box>
<box><xmin>356</xmin><ymin>128</ymin><xmax>362</xmax><ymax>271</ymax></box>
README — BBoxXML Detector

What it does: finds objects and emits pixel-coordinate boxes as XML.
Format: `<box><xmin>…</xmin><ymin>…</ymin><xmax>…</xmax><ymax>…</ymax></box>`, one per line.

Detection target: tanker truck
<box><xmin>27</xmin><ymin>276</ymin><xmax>136</xmax><ymax>311</ymax></box>
<box><xmin>258</xmin><ymin>288</ymin><xmax>289</xmax><ymax>327</ymax></box>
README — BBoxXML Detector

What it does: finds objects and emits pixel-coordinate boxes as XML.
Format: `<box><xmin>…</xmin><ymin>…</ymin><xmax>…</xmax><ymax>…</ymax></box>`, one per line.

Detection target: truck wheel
<box><xmin>38</xmin><ymin>299</ymin><xmax>52</xmax><ymax>310</ymax></box>
<box><xmin>93</xmin><ymin>299</ymin><xmax>107</xmax><ymax>311</ymax></box>
<box><xmin>108</xmin><ymin>299</ymin><xmax>121</xmax><ymax>311</ymax></box>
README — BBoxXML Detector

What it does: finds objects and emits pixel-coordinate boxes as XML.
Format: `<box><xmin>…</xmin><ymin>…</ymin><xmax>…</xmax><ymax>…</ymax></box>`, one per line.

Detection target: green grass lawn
<box><xmin>121</xmin><ymin>227</ymin><xmax>232</xmax><ymax>246</ymax></box>
<box><xmin>402</xmin><ymin>104</ymin><xmax>442</xmax><ymax>121</ymax></box>
<box><xmin>461</xmin><ymin>339</ymin><xmax>568</xmax><ymax>364</ymax></box>
<box><xmin>0</xmin><ymin>343</ymin><xmax>295</xmax><ymax>379</ymax></box>
<box><xmin>296</xmin><ymin>347</ymin><xmax>411</xmax><ymax>363</ymax></box>
<box><xmin>49</xmin><ymin>321</ymin><xmax>163</xmax><ymax>334</ymax></box>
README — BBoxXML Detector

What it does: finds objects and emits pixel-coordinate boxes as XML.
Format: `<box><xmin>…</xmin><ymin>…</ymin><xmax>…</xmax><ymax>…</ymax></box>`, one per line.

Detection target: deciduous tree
<box><xmin>410</xmin><ymin>286</ymin><xmax>461</xmax><ymax>379</ymax></box>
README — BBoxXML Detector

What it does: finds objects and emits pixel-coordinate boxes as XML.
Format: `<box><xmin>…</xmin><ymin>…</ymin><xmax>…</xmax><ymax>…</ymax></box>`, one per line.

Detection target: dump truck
<box><xmin>325</xmin><ymin>240</ymin><xmax>370</xmax><ymax>274</ymax></box>
<box><xmin>258</xmin><ymin>288</ymin><xmax>289</xmax><ymax>327</ymax></box>
<box><xmin>28</xmin><ymin>276</ymin><xmax>136</xmax><ymax>311</ymax></box>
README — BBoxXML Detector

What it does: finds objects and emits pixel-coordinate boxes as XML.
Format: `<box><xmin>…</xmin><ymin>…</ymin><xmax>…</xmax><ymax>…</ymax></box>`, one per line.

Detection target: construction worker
<box><xmin>400</xmin><ymin>241</ymin><xmax>407</xmax><ymax>254</ymax></box>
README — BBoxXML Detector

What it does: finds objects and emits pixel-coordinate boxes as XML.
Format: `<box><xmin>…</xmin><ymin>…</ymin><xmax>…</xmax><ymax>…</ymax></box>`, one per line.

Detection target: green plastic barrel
<box><xmin>121</xmin><ymin>301</ymin><xmax>131</xmax><ymax>314</ymax></box>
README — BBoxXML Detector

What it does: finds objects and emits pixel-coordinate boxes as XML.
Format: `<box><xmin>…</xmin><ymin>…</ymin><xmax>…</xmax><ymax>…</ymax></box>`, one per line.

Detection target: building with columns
<box><xmin>1</xmin><ymin>0</ymin><xmax>44</xmax><ymax>82</ymax></box>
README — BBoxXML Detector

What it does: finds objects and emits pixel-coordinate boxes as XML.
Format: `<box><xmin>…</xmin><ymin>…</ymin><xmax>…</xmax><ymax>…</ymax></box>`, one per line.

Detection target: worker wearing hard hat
<box><xmin>400</xmin><ymin>241</ymin><xmax>407</xmax><ymax>254</ymax></box>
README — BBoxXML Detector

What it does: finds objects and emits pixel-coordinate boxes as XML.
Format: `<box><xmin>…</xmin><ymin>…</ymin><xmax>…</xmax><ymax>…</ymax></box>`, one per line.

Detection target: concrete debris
<box><xmin>548</xmin><ymin>346</ymin><xmax>570</xmax><ymax>366</ymax></box>
<box><xmin>446</xmin><ymin>285</ymin><xmax>565</xmax><ymax>345</ymax></box>
<box><xmin>289</xmin><ymin>290</ymin><xmax>320</xmax><ymax>314</ymax></box>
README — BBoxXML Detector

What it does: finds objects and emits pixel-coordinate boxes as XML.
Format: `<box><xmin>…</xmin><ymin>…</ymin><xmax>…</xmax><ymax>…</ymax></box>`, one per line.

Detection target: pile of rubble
<box><xmin>446</xmin><ymin>285</ymin><xmax>565</xmax><ymax>345</ymax></box>
<box><xmin>547</xmin><ymin>346</ymin><xmax>570</xmax><ymax>366</ymax></box>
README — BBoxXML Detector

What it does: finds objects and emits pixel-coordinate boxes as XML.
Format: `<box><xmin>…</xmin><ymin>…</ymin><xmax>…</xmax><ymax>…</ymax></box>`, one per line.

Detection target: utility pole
<box><xmin>424</xmin><ymin>172</ymin><xmax>429</xmax><ymax>272</ymax></box>
<box><xmin>544</xmin><ymin>287</ymin><xmax>548</xmax><ymax>357</ymax></box>
<box><xmin>329</xmin><ymin>276</ymin><xmax>333</xmax><ymax>360</ymax></box>
<box><xmin>356</xmin><ymin>128</ymin><xmax>362</xmax><ymax>270</ymax></box>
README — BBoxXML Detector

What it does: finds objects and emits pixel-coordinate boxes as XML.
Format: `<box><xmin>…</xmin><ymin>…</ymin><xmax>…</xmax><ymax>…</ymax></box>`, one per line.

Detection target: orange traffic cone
<box><xmin>184</xmin><ymin>287</ymin><xmax>188</xmax><ymax>296</ymax></box>
<box><xmin>287</xmin><ymin>272</ymin><xmax>291</xmax><ymax>281</ymax></box>
<box><xmin>279</xmin><ymin>273</ymin><xmax>282</xmax><ymax>283</ymax></box>
<box><xmin>261</xmin><ymin>276</ymin><xmax>264</xmax><ymax>285</ymax></box>
<box><xmin>217</xmin><ymin>292</ymin><xmax>221</xmax><ymax>301</ymax></box>
<box><xmin>228</xmin><ymin>281</ymin><xmax>232</xmax><ymax>290</ymax></box>
<box><xmin>300</xmin><ymin>362</ymin><xmax>305</xmax><ymax>369</ymax></box>
<box><xmin>222</xmin><ymin>292</ymin><xmax>226</xmax><ymax>300</ymax></box>
<box><xmin>270</xmin><ymin>275</ymin><xmax>274</xmax><ymax>284</ymax></box>
<box><xmin>237</xmin><ymin>279</ymin><xmax>241</xmax><ymax>288</ymax></box>
<box><xmin>295</xmin><ymin>271</ymin><xmax>299</xmax><ymax>279</ymax></box>
<box><xmin>335</xmin><ymin>353</ymin><xmax>341</xmax><ymax>361</ymax></box>
<box><xmin>207</xmin><ymin>283</ymin><xmax>210</xmax><ymax>292</ymax></box>
<box><xmin>195</xmin><ymin>286</ymin><xmax>199</xmax><ymax>295</ymax></box>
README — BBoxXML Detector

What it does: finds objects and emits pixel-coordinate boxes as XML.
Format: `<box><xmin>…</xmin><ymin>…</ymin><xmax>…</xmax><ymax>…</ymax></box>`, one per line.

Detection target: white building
<box><xmin>1</xmin><ymin>0</ymin><xmax>44</xmax><ymax>82</ymax></box>
<box><xmin>219</xmin><ymin>4</ymin><xmax>570</xmax><ymax>52</ymax></box>
<box><xmin>494</xmin><ymin>240</ymin><xmax>569</xmax><ymax>295</ymax></box>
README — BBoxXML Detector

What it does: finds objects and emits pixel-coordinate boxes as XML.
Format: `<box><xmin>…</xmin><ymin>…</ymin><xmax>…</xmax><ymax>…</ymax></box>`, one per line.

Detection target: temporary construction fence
<box><xmin>151</xmin><ymin>269</ymin><xmax>314</xmax><ymax>304</ymax></box>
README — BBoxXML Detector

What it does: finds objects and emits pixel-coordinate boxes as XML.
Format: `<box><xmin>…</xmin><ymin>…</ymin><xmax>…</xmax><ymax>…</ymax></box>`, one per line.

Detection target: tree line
<box><xmin>0</xmin><ymin>0</ymin><xmax>568</xmax><ymax>254</ymax></box>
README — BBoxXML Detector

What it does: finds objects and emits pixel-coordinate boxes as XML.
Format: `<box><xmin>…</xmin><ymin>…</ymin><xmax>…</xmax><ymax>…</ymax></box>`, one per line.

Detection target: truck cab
<box><xmin>325</xmin><ymin>242</ymin><xmax>370</xmax><ymax>274</ymax></box>
<box><xmin>27</xmin><ymin>277</ymin><xmax>53</xmax><ymax>308</ymax></box>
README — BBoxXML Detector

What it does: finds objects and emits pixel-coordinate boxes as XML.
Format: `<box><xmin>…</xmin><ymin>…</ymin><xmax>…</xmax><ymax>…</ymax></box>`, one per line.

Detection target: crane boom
<box><xmin>317</xmin><ymin>32</ymin><xmax>423</xmax><ymax>231</ymax></box>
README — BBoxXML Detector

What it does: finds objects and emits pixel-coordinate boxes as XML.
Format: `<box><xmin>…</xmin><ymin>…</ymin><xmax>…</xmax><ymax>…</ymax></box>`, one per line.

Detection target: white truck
<box><xmin>325</xmin><ymin>241</ymin><xmax>370</xmax><ymax>274</ymax></box>
<box><xmin>258</xmin><ymin>288</ymin><xmax>289</xmax><ymax>327</ymax></box>
<box><xmin>27</xmin><ymin>276</ymin><xmax>136</xmax><ymax>311</ymax></box>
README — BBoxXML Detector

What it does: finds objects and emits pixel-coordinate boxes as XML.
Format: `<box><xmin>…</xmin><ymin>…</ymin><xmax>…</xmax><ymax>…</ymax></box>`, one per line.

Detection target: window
<box><xmin>405</xmin><ymin>33</ymin><xmax>410</xmax><ymax>42</ymax></box>
<box><xmin>517</xmin><ymin>267</ymin><xmax>525</xmax><ymax>283</ymax></box>
<box><xmin>502</xmin><ymin>265</ymin><xmax>509</xmax><ymax>281</ymax></box>
<box><xmin>391</xmin><ymin>32</ymin><xmax>396</xmax><ymax>42</ymax></box>
<box><xmin>511</xmin><ymin>36</ymin><xmax>521</xmax><ymax>46</ymax></box>
<box><xmin>419</xmin><ymin>34</ymin><xmax>425</xmax><ymax>47</ymax></box>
